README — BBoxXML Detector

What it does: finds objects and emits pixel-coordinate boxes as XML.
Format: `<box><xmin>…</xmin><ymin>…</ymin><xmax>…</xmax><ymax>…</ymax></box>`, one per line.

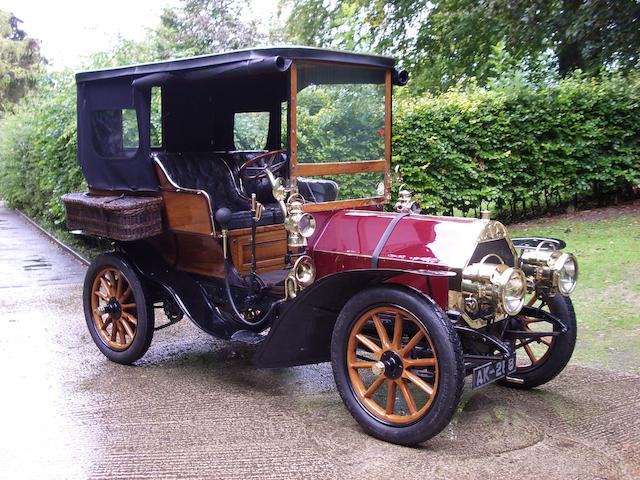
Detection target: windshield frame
<box><xmin>288</xmin><ymin>60</ymin><xmax>392</xmax><ymax>212</ymax></box>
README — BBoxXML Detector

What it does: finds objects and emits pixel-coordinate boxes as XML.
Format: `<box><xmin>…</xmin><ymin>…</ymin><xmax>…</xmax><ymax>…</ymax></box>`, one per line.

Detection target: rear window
<box><xmin>234</xmin><ymin>111</ymin><xmax>269</xmax><ymax>151</ymax></box>
<box><xmin>90</xmin><ymin>109</ymin><xmax>139</xmax><ymax>157</ymax></box>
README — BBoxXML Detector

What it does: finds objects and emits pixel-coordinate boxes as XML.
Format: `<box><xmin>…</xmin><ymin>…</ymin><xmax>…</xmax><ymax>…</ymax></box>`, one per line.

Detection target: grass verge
<box><xmin>511</xmin><ymin>205</ymin><xmax>640</xmax><ymax>374</ymax></box>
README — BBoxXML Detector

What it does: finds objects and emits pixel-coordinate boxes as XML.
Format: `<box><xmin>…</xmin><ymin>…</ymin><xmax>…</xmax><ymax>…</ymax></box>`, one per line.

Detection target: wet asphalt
<box><xmin>0</xmin><ymin>203</ymin><xmax>639</xmax><ymax>479</ymax></box>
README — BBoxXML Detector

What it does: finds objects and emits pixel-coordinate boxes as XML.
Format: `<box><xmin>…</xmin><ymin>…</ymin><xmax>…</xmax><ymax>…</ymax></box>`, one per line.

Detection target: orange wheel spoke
<box><xmin>349</xmin><ymin>361</ymin><xmax>375</xmax><ymax>369</ymax></box>
<box><xmin>404</xmin><ymin>357</ymin><xmax>436</xmax><ymax>368</ymax></box>
<box><xmin>117</xmin><ymin>322</ymin><xmax>127</xmax><ymax>345</ymax></box>
<box><xmin>364</xmin><ymin>375</ymin><xmax>385</xmax><ymax>398</ymax></box>
<box><xmin>527</xmin><ymin>293</ymin><xmax>538</xmax><ymax>307</ymax></box>
<box><xmin>121</xmin><ymin>319</ymin><xmax>135</xmax><ymax>339</ymax></box>
<box><xmin>121</xmin><ymin>312</ymin><xmax>138</xmax><ymax>326</ymax></box>
<box><xmin>99</xmin><ymin>277</ymin><xmax>113</xmax><ymax>297</ymax></box>
<box><xmin>110</xmin><ymin>322</ymin><xmax>117</xmax><ymax>341</ymax></box>
<box><xmin>540</xmin><ymin>337</ymin><xmax>553</xmax><ymax>347</ymax></box>
<box><xmin>356</xmin><ymin>334</ymin><xmax>381</xmax><ymax>354</ymax></box>
<box><xmin>102</xmin><ymin>317</ymin><xmax>112</xmax><ymax>330</ymax></box>
<box><xmin>400</xmin><ymin>330</ymin><xmax>424</xmax><ymax>356</ymax></box>
<box><xmin>115</xmin><ymin>273</ymin><xmax>123</xmax><ymax>299</ymax></box>
<box><xmin>119</xmin><ymin>287</ymin><xmax>132</xmax><ymax>302</ymax></box>
<box><xmin>398</xmin><ymin>379</ymin><xmax>417</xmax><ymax>414</ymax></box>
<box><xmin>392</xmin><ymin>313</ymin><xmax>403</xmax><ymax>350</ymax></box>
<box><xmin>94</xmin><ymin>290</ymin><xmax>109</xmax><ymax>301</ymax></box>
<box><xmin>523</xmin><ymin>344</ymin><xmax>537</xmax><ymax>364</ymax></box>
<box><xmin>372</xmin><ymin>314</ymin><xmax>391</xmax><ymax>349</ymax></box>
<box><xmin>120</xmin><ymin>303</ymin><xmax>136</xmax><ymax>310</ymax></box>
<box><xmin>105</xmin><ymin>271</ymin><xmax>116</xmax><ymax>294</ymax></box>
<box><xmin>386</xmin><ymin>380</ymin><xmax>397</xmax><ymax>415</ymax></box>
<box><xmin>403</xmin><ymin>370</ymin><xmax>434</xmax><ymax>396</ymax></box>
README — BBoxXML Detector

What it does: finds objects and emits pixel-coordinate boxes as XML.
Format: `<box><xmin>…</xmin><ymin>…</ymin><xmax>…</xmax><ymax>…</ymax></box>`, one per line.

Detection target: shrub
<box><xmin>393</xmin><ymin>72</ymin><xmax>640</xmax><ymax>220</ymax></box>
<box><xmin>0</xmin><ymin>72</ymin><xmax>83</xmax><ymax>225</ymax></box>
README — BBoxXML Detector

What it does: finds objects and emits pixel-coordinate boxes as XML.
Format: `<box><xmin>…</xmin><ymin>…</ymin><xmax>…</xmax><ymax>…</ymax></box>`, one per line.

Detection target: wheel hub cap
<box><xmin>379</xmin><ymin>350</ymin><xmax>404</xmax><ymax>380</ymax></box>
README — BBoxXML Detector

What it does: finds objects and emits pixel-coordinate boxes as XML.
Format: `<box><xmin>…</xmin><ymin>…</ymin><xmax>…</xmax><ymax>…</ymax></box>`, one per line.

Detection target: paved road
<box><xmin>1</xmin><ymin>203</ymin><xmax>639</xmax><ymax>479</ymax></box>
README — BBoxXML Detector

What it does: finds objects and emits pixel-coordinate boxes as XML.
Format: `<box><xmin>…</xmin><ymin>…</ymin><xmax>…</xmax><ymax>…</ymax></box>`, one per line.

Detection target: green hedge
<box><xmin>393</xmin><ymin>72</ymin><xmax>640</xmax><ymax>219</ymax></box>
<box><xmin>0</xmin><ymin>73</ymin><xmax>83</xmax><ymax>224</ymax></box>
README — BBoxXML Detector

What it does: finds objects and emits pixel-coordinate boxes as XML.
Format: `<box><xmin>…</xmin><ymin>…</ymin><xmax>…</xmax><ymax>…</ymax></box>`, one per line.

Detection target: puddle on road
<box><xmin>0</xmin><ymin>218</ymin><xmax>14</xmax><ymax>231</ymax></box>
<box><xmin>22</xmin><ymin>255</ymin><xmax>53</xmax><ymax>271</ymax></box>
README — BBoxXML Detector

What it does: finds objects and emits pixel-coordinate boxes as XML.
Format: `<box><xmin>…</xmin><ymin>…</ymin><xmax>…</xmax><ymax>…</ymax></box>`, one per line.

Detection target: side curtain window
<box><xmin>233</xmin><ymin>111</ymin><xmax>269</xmax><ymax>151</ymax></box>
<box><xmin>90</xmin><ymin>109</ymin><xmax>139</xmax><ymax>158</ymax></box>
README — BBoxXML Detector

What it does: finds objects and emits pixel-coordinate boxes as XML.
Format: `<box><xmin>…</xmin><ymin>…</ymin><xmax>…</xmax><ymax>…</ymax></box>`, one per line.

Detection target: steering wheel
<box><xmin>239</xmin><ymin>149</ymin><xmax>287</xmax><ymax>180</ymax></box>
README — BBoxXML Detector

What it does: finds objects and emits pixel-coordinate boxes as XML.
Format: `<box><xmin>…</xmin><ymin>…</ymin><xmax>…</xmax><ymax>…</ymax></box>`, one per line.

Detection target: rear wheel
<box><xmin>83</xmin><ymin>253</ymin><xmax>154</xmax><ymax>364</ymax></box>
<box><xmin>498</xmin><ymin>293</ymin><xmax>576</xmax><ymax>389</ymax></box>
<box><xmin>331</xmin><ymin>286</ymin><xmax>464</xmax><ymax>446</ymax></box>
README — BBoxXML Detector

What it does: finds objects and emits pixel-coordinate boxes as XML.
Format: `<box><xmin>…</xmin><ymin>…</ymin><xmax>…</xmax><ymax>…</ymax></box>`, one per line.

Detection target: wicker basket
<box><xmin>62</xmin><ymin>193</ymin><xmax>163</xmax><ymax>241</ymax></box>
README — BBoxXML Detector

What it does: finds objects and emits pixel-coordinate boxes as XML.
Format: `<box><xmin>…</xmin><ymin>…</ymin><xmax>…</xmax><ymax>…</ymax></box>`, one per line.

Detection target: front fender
<box><xmin>253</xmin><ymin>268</ymin><xmax>450</xmax><ymax>368</ymax></box>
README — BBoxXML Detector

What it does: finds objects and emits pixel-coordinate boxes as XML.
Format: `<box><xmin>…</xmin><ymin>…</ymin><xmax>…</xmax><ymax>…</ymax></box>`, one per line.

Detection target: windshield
<box><xmin>294</xmin><ymin>62</ymin><xmax>388</xmax><ymax>204</ymax></box>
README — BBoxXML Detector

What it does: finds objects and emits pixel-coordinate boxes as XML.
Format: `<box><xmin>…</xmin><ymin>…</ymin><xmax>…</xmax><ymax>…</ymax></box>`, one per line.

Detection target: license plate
<box><xmin>472</xmin><ymin>353</ymin><xmax>517</xmax><ymax>390</ymax></box>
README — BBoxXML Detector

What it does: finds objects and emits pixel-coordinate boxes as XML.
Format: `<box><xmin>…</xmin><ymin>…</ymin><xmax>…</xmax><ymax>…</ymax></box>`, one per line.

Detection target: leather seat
<box><xmin>152</xmin><ymin>152</ymin><xmax>284</xmax><ymax>230</ymax></box>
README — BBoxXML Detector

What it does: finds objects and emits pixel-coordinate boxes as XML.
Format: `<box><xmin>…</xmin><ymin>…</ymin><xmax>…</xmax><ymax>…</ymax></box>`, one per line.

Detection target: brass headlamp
<box><xmin>519</xmin><ymin>247</ymin><xmax>578</xmax><ymax>296</ymax></box>
<box><xmin>285</xmin><ymin>255</ymin><xmax>316</xmax><ymax>299</ymax></box>
<box><xmin>284</xmin><ymin>194</ymin><xmax>316</xmax><ymax>249</ymax></box>
<box><xmin>461</xmin><ymin>254</ymin><xmax>527</xmax><ymax>317</ymax></box>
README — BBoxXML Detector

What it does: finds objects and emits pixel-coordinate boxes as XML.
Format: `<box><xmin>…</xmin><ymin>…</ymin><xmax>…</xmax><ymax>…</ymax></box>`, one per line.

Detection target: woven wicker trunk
<box><xmin>62</xmin><ymin>193</ymin><xmax>163</xmax><ymax>241</ymax></box>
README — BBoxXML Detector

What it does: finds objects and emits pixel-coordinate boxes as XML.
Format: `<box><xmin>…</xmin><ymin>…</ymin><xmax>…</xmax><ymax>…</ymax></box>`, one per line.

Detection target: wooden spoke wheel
<box><xmin>511</xmin><ymin>293</ymin><xmax>557</xmax><ymax>370</ymax></box>
<box><xmin>498</xmin><ymin>292</ymin><xmax>577</xmax><ymax>389</ymax></box>
<box><xmin>346</xmin><ymin>306</ymin><xmax>439</xmax><ymax>425</ymax></box>
<box><xmin>91</xmin><ymin>268</ymin><xmax>138</xmax><ymax>351</ymax></box>
<box><xmin>83</xmin><ymin>253</ymin><xmax>154</xmax><ymax>364</ymax></box>
<box><xmin>331</xmin><ymin>286</ymin><xmax>464</xmax><ymax>446</ymax></box>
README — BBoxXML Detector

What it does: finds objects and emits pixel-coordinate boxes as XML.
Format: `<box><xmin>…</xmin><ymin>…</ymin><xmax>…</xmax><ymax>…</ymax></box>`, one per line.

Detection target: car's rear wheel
<box><xmin>498</xmin><ymin>293</ymin><xmax>576</xmax><ymax>389</ymax></box>
<box><xmin>331</xmin><ymin>285</ymin><xmax>464</xmax><ymax>446</ymax></box>
<box><xmin>83</xmin><ymin>253</ymin><xmax>154</xmax><ymax>364</ymax></box>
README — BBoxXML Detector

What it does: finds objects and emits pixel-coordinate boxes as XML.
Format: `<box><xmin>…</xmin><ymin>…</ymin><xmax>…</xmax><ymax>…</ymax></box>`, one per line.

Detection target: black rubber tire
<box><xmin>498</xmin><ymin>294</ymin><xmax>577</xmax><ymax>389</ymax></box>
<box><xmin>83</xmin><ymin>253</ymin><xmax>154</xmax><ymax>365</ymax></box>
<box><xmin>331</xmin><ymin>285</ymin><xmax>464</xmax><ymax>446</ymax></box>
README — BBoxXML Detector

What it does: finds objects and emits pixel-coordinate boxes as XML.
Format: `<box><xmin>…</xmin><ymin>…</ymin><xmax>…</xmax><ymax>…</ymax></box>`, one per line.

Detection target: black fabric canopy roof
<box><xmin>76</xmin><ymin>47</ymin><xmax>396</xmax><ymax>83</ymax></box>
<box><xmin>76</xmin><ymin>47</ymin><xmax>402</xmax><ymax>193</ymax></box>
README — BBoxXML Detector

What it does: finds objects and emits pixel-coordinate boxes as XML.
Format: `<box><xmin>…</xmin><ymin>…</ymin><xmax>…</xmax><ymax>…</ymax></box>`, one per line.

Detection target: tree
<box><xmin>281</xmin><ymin>0</ymin><xmax>428</xmax><ymax>56</ymax></box>
<box><xmin>0</xmin><ymin>11</ymin><xmax>44</xmax><ymax>112</ymax></box>
<box><xmin>154</xmin><ymin>0</ymin><xmax>265</xmax><ymax>58</ymax></box>
<box><xmin>281</xmin><ymin>0</ymin><xmax>640</xmax><ymax>92</ymax></box>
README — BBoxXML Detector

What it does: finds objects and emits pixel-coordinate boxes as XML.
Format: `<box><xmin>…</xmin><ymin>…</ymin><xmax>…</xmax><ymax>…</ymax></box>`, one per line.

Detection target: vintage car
<box><xmin>63</xmin><ymin>47</ymin><xmax>578</xmax><ymax>445</ymax></box>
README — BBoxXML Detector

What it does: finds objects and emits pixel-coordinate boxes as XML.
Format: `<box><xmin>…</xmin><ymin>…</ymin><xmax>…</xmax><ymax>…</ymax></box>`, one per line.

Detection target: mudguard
<box><xmin>511</xmin><ymin>237</ymin><xmax>567</xmax><ymax>250</ymax></box>
<box><xmin>116</xmin><ymin>241</ymin><xmax>235</xmax><ymax>339</ymax></box>
<box><xmin>253</xmin><ymin>268</ymin><xmax>451</xmax><ymax>368</ymax></box>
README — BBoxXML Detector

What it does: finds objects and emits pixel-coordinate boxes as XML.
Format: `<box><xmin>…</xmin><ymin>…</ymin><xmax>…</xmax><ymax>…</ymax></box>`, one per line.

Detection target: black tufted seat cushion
<box><xmin>152</xmin><ymin>152</ymin><xmax>284</xmax><ymax>230</ymax></box>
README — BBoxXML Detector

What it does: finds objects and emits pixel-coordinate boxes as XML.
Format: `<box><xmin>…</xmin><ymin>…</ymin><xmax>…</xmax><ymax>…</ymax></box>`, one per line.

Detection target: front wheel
<box><xmin>331</xmin><ymin>285</ymin><xmax>464</xmax><ymax>446</ymax></box>
<box><xmin>83</xmin><ymin>253</ymin><xmax>154</xmax><ymax>364</ymax></box>
<box><xmin>498</xmin><ymin>293</ymin><xmax>577</xmax><ymax>389</ymax></box>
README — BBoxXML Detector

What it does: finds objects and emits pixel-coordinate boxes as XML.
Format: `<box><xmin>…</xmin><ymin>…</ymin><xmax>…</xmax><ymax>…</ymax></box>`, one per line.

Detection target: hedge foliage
<box><xmin>0</xmin><ymin>70</ymin><xmax>638</xmax><ymax>229</ymax></box>
<box><xmin>393</xmin><ymin>72</ymin><xmax>640</xmax><ymax>219</ymax></box>
<box><xmin>0</xmin><ymin>72</ymin><xmax>84</xmax><ymax>224</ymax></box>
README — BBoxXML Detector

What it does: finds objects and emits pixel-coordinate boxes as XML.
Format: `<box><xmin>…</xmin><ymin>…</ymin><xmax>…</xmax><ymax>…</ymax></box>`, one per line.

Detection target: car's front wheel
<box><xmin>498</xmin><ymin>293</ymin><xmax>577</xmax><ymax>389</ymax></box>
<box><xmin>331</xmin><ymin>285</ymin><xmax>464</xmax><ymax>446</ymax></box>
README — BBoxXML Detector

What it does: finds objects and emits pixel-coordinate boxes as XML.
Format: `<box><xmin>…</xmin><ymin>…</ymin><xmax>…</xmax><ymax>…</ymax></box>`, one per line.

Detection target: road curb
<box><xmin>15</xmin><ymin>209</ymin><xmax>90</xmax><ymax>266</ymax></box>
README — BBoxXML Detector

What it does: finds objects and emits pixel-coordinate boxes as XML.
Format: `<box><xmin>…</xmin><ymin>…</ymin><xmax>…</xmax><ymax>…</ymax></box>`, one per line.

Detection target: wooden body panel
<box><xmin>228</xmin><ymin>224</ymin><xmax>287</xmax><ymax>275</ymax></box>
<box><xmin>154</xmin><ymin>162</ymin><xmax>215</xmax><ymax>236</ymax></box>
<box><xmin>161</xmin><ymin>190</ymin><xmax>213</xmax><ymax>235</ymax></box>
<box><xmin>145</xmin><ymin>232</ymin><xmax>225</xmax><ymax>278</ymax></box>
